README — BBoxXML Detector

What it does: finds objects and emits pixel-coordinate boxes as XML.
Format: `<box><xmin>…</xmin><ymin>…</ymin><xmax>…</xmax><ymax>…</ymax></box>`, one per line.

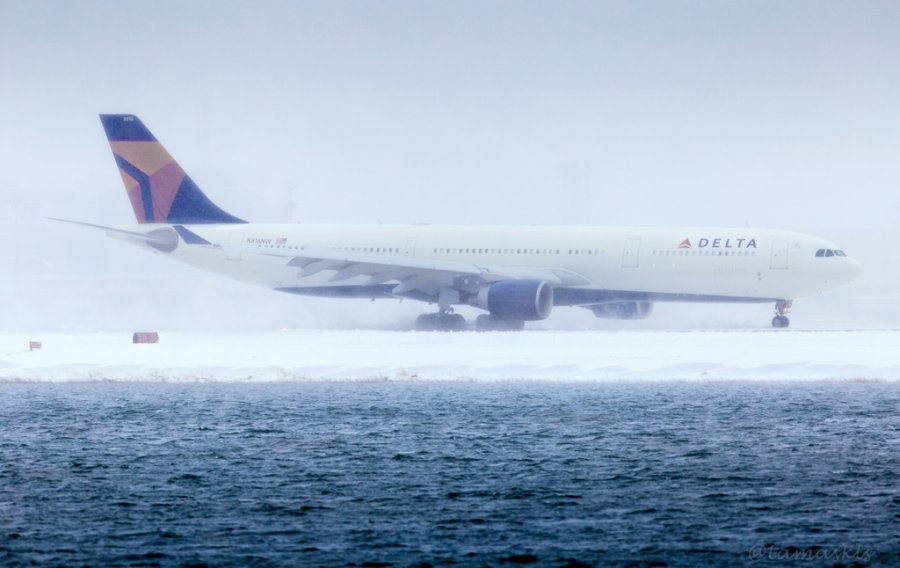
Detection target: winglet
<box><xmin>99</xmin><ymin>114</ymin><xmax>246</xmax><ymax>225</ymax></box>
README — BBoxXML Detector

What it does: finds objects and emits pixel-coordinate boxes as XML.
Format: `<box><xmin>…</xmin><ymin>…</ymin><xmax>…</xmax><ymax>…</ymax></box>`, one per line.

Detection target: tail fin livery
<box><xmin>100</xmin><ymin>114</ymin><xmax>245</xmax><ymax>224</ymax></box>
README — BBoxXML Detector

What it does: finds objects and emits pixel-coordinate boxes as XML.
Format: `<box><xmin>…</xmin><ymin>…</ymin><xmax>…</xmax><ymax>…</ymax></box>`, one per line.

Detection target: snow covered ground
<box><xmin>1</xmin><ymin>329</ymin><xmax>898</xmax><ymax>382</ymax></box>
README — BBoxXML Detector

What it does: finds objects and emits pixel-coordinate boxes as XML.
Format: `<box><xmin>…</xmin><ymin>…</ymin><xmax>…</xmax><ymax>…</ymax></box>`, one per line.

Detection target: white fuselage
<box><xmin>91</xmin><ymin>114</ymin><xmax>863</xmax><ymax>326</ymax></box>
<box><xmin>115</xmin><ymin>223</ymin><xmax>862</xmax><ymax>306</ymax></box>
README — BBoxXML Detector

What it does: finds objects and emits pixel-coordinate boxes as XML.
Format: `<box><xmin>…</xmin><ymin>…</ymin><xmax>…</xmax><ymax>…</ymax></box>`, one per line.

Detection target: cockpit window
<box><xmin>816</xmin><ymin>248</ymin><xmax>848</xmax><ymax>258</ymax></box>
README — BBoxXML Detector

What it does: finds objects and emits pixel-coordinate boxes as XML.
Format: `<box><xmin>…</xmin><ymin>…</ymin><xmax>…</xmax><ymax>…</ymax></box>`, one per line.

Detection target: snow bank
<box><xmin>1</xmin><ymin>330</ymin><xmax>898</xmax><ymax>383</ymax></box>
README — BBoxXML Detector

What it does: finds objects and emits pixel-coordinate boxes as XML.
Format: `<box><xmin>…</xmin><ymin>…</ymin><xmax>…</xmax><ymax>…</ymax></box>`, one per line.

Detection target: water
<box><xmin>0</xmin><ymin>382</ymin><xmax>897</xmax><ymax>567</ymax></box>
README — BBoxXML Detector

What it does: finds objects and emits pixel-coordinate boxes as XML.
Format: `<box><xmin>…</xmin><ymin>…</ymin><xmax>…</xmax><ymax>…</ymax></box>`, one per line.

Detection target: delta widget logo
<box><xmin>678</xmin><ymin>237</ymin><xmax>757</xmax><ymax>249</ymax></box>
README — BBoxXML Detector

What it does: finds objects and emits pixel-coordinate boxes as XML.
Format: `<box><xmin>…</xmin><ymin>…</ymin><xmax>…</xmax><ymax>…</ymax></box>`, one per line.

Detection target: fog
<box><xmin>2</xmin><ymin>1</ymin><xmax>899</xmax><ymax>332</ymax></box>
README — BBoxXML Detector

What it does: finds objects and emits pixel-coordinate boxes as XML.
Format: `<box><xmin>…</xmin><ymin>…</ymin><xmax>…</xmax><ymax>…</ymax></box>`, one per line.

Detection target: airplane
<box><xmin>57</xmin><ymin>114</ymin><xmax>863</xmax><ymax>331</ymax></box>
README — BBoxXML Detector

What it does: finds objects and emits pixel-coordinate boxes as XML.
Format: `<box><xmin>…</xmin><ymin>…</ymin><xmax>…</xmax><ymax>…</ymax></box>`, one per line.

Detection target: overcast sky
<box><xmin>2</xmin><ymin>1</ymin><xmax>899</xmax><ymax>331</ymax></box>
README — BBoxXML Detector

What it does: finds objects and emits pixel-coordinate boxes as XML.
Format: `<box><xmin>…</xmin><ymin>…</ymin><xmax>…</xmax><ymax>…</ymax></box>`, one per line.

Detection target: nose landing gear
<box><xmin>772</xmin><ymin>300</ymin><xmax>792</xmax><ymax>328</ymax></box>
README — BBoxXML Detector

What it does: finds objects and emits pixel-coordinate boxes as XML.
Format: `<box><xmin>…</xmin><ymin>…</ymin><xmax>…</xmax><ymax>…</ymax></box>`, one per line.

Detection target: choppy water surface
<box><xmin>0</xmin><ymin>382</ymin><xmax>897</xmax><ymax>567</ymax></box>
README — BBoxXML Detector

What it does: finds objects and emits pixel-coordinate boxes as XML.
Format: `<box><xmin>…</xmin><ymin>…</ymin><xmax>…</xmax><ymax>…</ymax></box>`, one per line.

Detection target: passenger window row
<box><xmin>430</xmin><ymin>248</ymin><xmax>605</xmax><ymax>256</ymax></box>
<box><xmin>290</xmin><ymin>246</ymin><xmax>401</xmax><ymax>253</ymax></box>
<box><xmin>651</xmin><ymin>250</ymin><xmax>757</xmax><ymax>257</ymax></box>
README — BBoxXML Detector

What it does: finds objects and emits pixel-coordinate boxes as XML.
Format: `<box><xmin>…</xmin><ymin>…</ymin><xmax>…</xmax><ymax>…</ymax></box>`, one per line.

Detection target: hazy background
<box><xmin>2</xmin><ymin>0</ymin><xmax>899</xmax><ymax>332</ymax></box>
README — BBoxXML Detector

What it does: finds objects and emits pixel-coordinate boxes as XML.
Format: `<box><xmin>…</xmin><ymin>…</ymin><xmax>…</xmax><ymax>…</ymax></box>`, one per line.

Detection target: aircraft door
<box><xmin>770</xmin><ymin>240</ymin><xmax>789</xmax><ymax>269</ymax></box>
<box><xmin>227</xmin><ymin>232</ymin><xmax>244</xmax><ymax>261</ymax></box>
<box><xmin>622</xmin><ymin>238</ymin><xmax>641</xmax><ymax>268</ymax></box>
<box><xmin>405</xmin><ymin>240</ymin><xmax>417</xmax><ymax>258</ymax></box>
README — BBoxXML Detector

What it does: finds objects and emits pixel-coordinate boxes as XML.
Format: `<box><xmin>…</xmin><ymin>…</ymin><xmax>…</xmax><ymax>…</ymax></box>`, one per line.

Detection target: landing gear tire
<box><xmin>415</xmin><ymin>312</ymin><xmax>467</xmax><ymax>332</ymax></box>
<box><xmin>772</xmin><ymin>299</ymin><xmax>792</xmax><ymax>329</ymax></box>
<box><xmin>475</xmin><ymin>314</ymin><xmax>526</xmax><ymax>331</ymax></box>
<box><xmin>772</xmin><ymin>315</ymin><xmax>790</xmax><ymax>328</ymax></box>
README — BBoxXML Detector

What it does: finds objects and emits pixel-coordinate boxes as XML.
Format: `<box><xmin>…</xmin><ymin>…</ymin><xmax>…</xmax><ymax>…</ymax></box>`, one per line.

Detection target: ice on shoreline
<box><xmin>1</xmin><ymin>329</ymin><xmax>898</xmax><ymax>383</ymax></box>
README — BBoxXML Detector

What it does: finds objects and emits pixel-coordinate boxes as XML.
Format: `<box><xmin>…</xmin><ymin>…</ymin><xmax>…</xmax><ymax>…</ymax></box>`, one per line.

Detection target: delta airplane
<box><xmin>58</xmin><ymin>114</ymin><xmax>863</xmax><ymax>330</ymax></box>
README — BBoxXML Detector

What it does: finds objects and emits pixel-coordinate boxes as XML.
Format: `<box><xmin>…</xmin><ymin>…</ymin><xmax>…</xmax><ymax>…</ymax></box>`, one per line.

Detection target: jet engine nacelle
<box><xmin>476</xmin><ymin>279</ymin><xmax>553</xmax><ymax>321</ymax></box>
<box><xmin>590</xmin><ymin>301</ymin><xmax>654</xmax><ymax>320</ymax></box>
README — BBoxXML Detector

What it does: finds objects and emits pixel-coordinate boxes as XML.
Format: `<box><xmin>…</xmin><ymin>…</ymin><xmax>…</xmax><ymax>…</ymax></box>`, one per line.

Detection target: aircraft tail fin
<box><xmin>99</xmin><ymin>114</ymin><xmax>245</xmax><ymax>224</ymax></box>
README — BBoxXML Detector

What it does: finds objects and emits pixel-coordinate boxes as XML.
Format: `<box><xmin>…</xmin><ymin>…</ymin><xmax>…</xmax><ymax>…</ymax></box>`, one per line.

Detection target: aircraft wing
<box><xmin>252</xmin><ymin>246</ymin><xmax>591</xmax><ymax>298</ymax></box>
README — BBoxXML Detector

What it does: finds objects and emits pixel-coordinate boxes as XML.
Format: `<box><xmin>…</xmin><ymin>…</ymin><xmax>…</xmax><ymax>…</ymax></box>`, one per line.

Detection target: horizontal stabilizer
<box><xmin>48</xmin><ymin>218</ymin><xmax>176</xmax><ymax>245</ymax></box>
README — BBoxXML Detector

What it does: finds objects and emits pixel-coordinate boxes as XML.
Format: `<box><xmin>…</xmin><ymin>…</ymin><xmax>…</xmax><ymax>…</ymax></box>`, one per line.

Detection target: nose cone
<box><xmin>846</xmin><ymin>258</ymin><xmax>864</xmax><ymax>282</ymax></box>
<box><xmin>829</xmin><ymin>257</ymin><xmax>864</xmax><ymax>287</ymax></box>
<box><xmin>818</xmin><ymin>256</ymin><xmax>863</xmax><ymax>292</ymax></box>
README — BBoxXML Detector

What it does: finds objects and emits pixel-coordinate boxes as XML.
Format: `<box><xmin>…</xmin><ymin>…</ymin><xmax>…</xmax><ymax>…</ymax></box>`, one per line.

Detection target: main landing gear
<box><xmin>415</xmin><ymin>310</ymin><xmax>467</xmax><ymax>331</ymax></box>
<box><xmin>414</xmin><ymin>310</ymin><xmax>526</xmax><ymax>332</ymax></box>
<box><xmin>772</xmin><ymin>300</ymin><xmax>792</xmax><ymax>328</ymax></box>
